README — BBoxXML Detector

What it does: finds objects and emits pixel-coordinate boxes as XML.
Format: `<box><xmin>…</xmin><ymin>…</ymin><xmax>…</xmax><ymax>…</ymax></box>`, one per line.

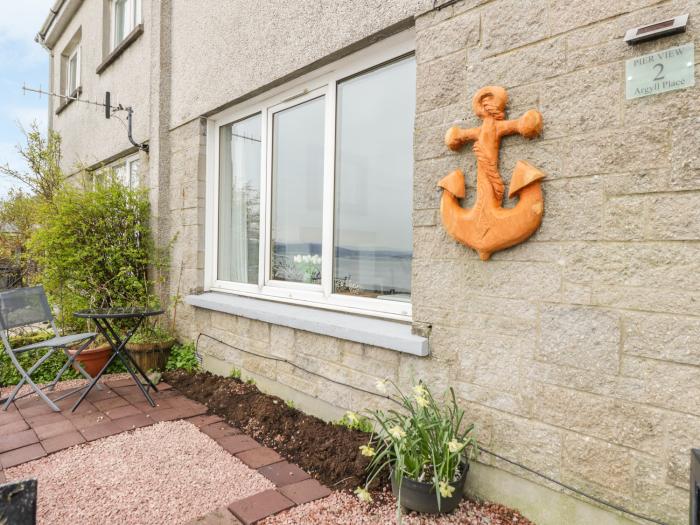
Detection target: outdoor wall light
<box><xmin>624</xmin><ymin>14</ymin><xmax>688</xmax><ymax>44</ymax></box>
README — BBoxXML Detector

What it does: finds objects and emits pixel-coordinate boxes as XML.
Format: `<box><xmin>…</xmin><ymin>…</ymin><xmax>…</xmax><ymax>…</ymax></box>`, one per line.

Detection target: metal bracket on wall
<box><xmin>21</xmin><ymin>85</ymin><xmax>149</xmax><ymax>153</ymax></box>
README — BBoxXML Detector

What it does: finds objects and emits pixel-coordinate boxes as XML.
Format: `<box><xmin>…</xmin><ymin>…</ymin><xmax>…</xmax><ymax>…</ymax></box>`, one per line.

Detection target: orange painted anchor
<box><xmin>438</xmin><ymin>86</ymin><xmax>545</xmax><ymax>260</ymax></box>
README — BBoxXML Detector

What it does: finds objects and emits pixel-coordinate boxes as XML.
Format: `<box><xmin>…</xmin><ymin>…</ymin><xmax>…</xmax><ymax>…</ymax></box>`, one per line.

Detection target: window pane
<box><xmin>129</xmin><ymin>159</ymin><xmax>140</xmax><ymax>187</ymax></box>
<box><xmin>114</xmin><ymin>0</ymin><xmax>127</xmax><ymax>46</ymax></box>
<box><xmin>68</xmin><ymin>53</ymin><xmax>78</xmax><ymax>93</ymax></box>
<box><xmin>113</xmin><ymin>162</ymin><xmax>128</xmax><ymax>186</ymax></box>
<box><xmin>270</xmin><ymin>96</ymin><xmax>325</xmax><ymax>284</ymax></box>
<box><xmin>218</xmin><ymin>114</ymin><xmax>262</xmax><ymax>284</ymax></box>
<box><xmin>333</xmin><ymin>56</ymin><xmax>415</xmax><ymax>301</ymax></box>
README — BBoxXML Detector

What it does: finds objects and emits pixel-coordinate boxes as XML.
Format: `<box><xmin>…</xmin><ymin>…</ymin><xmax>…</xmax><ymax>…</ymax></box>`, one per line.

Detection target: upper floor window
<box><xmin>60</xmin><ymin>29</ymin><xmax>81</xmax><ymax>99</ymax></box>
<box><xmin>206</xmin><ymin>32</ymin><xmax>415</xmax><ymax>319</ymax></box>
<box><xmin>66</xmin><ymin>47</ymin><xmax>80</xmax><ymax>96</ymax></box>
<box><xmin>112</xmin><ymin>0</ymin><xmax>141</xmax><ymax>49</ymax></box>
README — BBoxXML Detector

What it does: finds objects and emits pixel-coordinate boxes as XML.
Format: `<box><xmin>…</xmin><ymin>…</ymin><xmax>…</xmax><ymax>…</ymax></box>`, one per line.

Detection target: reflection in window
<box><xmin>112</xmin><ymin>0</ymin><xmax>140</xmax><ymax>49</ymax></box>
<box><xmin>333</xmin><ymin>56</ymin><xmax>415</xmax><ymax>301</ymax></box>
<box><xmin>218</xmin><ymin>114</ymin><xmax>261</xmax><ymax>284</ymax></box>
<box><xmin>270</xmin><ymin>97</ymin><xmax>325</xmax><ymax>284</ymax></box>
<box><xmin>113</xmin><ymin>0</ymin><xmax>127</xmax><ymax>46</ymax></box>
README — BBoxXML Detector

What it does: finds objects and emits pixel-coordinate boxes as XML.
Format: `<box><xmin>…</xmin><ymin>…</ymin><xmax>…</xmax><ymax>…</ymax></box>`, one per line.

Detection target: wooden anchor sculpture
<box><xmin>439</xmin><ymin>86</ymin><xmax>545</xmax><ymax>260</ymax></box>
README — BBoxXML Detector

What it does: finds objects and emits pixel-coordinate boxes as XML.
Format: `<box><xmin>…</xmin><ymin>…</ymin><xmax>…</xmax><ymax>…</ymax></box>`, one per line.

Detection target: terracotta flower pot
<box><xmin>125</xmin><ymin>339</ymin><xmax>176</xmax><ymax>372</ymax></box>
<box><xmin>70</xmin><ymin>343</ymin><xmax>112</xmax><ymax>377</ymax></box>
<box><xmin>390</xmin><ymin>462</ymin><xmax>468</xmax><ymax>514</ymax></box>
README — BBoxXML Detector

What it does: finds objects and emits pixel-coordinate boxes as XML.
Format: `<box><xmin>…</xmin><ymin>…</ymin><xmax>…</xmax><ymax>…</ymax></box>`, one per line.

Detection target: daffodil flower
<box><xmin>413</xmin><ymin>384</ymin><xmax>427</xmax><ymax>397</ymax></box>
<box><xmin>448</xmin><ymin>439</ymin><xmax>465</xmax><ymax>453</ymax></box>
<box><xmin>375</xmin><ymin>379</ymin><xmax>388</xmax><ymax>393</ymax></box>
<box><xmin>354</xmin><ymin>487</ymin><xmax>373</xmax><ymax>503</ymax></box>
<box><xmin>345</xmin><ymin>411</ymin><xmax>359</xmax><ymax>424</ymax></box>
<box><xmin>359</xmin><ymin>444</ymin><xmax>376</xmax><ymax>457</ymax></box>
<box><xmin>415</xmin><ymin>395</ymin><xmax>429</xmax><ymax>408</ymax></box>
<box><xmin>388</xmin><ymin>425</ymin><xmax>406</xmax><ymax>440</ymax></box>
<box><xmin>438</xmin><ymin>480</ymin><xmax>455</xmax><ymax>498</ymax></box>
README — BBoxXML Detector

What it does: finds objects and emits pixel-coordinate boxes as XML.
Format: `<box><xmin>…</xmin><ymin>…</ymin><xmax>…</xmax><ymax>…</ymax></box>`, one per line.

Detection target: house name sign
<box><xmin>626</xmin><ymin>42</ymin><xmax>695</xmax><ymax>99</ymax></box>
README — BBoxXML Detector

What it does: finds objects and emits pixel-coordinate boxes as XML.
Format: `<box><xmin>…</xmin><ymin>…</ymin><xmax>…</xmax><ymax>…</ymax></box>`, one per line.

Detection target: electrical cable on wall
<box><xmin>195</xmin><ymin>331</ymin><xmax>669</xmax><ymax>525</ymax></box>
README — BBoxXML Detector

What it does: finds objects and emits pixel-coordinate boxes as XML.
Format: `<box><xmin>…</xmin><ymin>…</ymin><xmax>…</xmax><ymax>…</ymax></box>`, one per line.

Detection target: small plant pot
<box><xmin>70</xmin><ymin>343</ymin><xmax>112</xmax><ymax>377</ymax></box>
<box><xmin>125</xmin><ymin>339</ymin><xmax>176</xmax><ymax>372</ymax></box>
<box><xmin>390</xmin><ymin>462</ymin><xmax>468</xmax><ymax>514</ymax></box>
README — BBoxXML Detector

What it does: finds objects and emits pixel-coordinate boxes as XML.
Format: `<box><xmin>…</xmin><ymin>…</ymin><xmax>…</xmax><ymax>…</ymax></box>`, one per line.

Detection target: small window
<box><xmin>112</xmin><ymin>0</ymin><xmax>141</xmax><ymax>49</ymax></box>
<box><xmin>208</xmin><ymin>32</ymin><xmax>416</xmax><ymax>318</ymax></box>
<box><xmin>67</xmin><ymin>47</ymin><xmax>80</xmax><ymax>95</ymax></box>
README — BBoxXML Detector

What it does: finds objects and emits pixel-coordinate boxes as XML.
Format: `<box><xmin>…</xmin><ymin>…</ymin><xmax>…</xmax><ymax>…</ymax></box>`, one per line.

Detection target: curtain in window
<box><xmin>218</xmin><ymin>115</ymin><xmax>261</xmax><ymax>284</ymax></box>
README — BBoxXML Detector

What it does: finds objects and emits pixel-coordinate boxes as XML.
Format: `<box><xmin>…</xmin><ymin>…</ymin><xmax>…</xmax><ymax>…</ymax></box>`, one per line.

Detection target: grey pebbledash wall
<box><xmin>46</xmin><ymin>0</ymin><xmax>700</xmax><ymax>523</ymax></box>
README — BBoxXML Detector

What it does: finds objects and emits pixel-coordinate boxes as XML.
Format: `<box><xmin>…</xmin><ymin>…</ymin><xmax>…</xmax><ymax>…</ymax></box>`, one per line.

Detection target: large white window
<box><xmin>206</xmin><ymin>32</ymin><xmax>415</xmax><ymax>319</ymax></box>
<box><xmin>112</xmin><ymin>0</ymin><xmax>141</xmax><ymax>49</ymax></box>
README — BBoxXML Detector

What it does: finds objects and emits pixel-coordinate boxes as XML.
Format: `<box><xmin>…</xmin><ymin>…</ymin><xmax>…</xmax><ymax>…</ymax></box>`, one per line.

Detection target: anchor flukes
<box><xmin>438</xmin><ymin>169</ymin><xmax>466</xmax><ymax>198</ymax></box>
<box><xmin>508</xmin><ymin>160</ymin><xmax>545</xmax><ymax>199</ymax></box>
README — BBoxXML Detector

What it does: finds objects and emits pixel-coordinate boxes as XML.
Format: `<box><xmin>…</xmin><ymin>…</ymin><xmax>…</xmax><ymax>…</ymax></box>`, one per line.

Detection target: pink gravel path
<box><xmin>5</xmin><ymin>420</ymin><xmax>275</xmax><ymax>525</ymax></box>
<box><xmin>261</xmin><ymin>490</ymin><xmax>532</xmax><ymax>525</ymax></box>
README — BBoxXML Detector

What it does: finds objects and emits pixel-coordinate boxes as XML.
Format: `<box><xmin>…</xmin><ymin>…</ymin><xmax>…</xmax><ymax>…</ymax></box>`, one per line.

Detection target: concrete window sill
<box><xmin>96</xmin><ymin>24</ymin><xmax>144</xmax><ymax>75</ymax></box>
<box><xmin>185</xmin><ymin>292</ymin><xmax>429</xmax><ymax>357</ymax></box>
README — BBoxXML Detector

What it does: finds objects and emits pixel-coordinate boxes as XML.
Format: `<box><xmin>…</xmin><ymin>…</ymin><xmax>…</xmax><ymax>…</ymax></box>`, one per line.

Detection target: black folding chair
<box><xmin>0</xmin><ymin>286</ymin><xmax>97</xmax><ymax>412</ymax></box>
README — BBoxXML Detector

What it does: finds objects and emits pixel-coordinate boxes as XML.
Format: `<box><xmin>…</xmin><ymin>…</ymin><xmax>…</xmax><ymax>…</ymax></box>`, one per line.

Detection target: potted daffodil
<box><xmin>356</xmin><ymin>380</ymin><xmax>477</xmax><ymax>519</ymax></box>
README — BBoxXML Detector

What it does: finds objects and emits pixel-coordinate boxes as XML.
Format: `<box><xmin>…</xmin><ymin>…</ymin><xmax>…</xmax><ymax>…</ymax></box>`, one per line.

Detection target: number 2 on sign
<box><xmin>653</xmin><ymin>63</ymin><xmax>665</xmax><ymax>81</ymax></box>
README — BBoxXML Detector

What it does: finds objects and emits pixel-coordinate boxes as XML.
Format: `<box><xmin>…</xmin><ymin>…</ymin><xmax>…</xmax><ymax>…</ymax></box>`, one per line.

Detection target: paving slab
<box><xmin>228</xmin><ymin>489</ymin><xmax>294</xmax><ymax>525</ymax></box>
<box><xmin>34</xmin><ymin>419</ymin><xmax>76</xmax><ymax>441</ymax></box>
<box><xmin>0</xmin><ymin>419</ymin><xmax>29</xmax><ymax>437</ymax></box>
<box><xmin>278</xmin><ymin>478</ymin><xmax>332</xmax><ymax>505</ymax></box>
<box><xmin>201</xmin><ymin>422</ymin><xmax>241</xmax><ymax>439</ymax></box>
<box><xmin>105</xmin><ymin>404</ymin><xmax>142</xmax><ymax>420</ymax></box>
<box><xmin>0</xmin><ymin>429</ymin><xmax>39</xmax><ymax>454</ymax></box>
<box><xmin>0</xmin><ymin>443</ymin><xmax>46</xmax><ymax>469</ymax></box>
<box><xmin>236</xmin><ymin>447</ymin><xmax>283</xmax><ymax>469</ymax></box>
<box><xmin>186</xmin><ymin>507</ymin><xmax>242</xmax><ymax>525</ymax></box>
<box><xmin>258</xmin><ymin>461</ymin><xmax>311</xmax><ymax>487</ymax></box>
<box><xmin>217</xmin><ymin>435</ymin><xmax>260</xmax><ymax>455</ymax></box>
<box><xmin>42</xmin><ymin>431</ymin><xmax>86</xmax><ymax>454</ymax></box>
<box><xmin>79</xmin><ymin>420</ymin><xmax>122</xmax><ymax>442</ymax></box>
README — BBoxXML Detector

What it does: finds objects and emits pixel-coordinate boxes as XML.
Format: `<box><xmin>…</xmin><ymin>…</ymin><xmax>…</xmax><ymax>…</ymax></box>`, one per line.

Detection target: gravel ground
<box><xmin>6</xmin><ymin>420</ymin><xmax>275</xmax><ymax>525</ymax></box>
<box><xmin>262</xmin><ymin>489</ymin><xmax>533</xmax><ymax>525</ymax></box>
<box><xmin>0</xmin><ymin>373</ymin><xmax>132</xmax><ymax>399</ymax></box>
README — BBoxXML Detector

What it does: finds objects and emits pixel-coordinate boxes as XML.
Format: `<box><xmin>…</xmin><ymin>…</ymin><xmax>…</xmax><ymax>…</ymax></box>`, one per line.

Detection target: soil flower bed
<box><xmin>164</xmin><ymin>370</ymin><xmax>371</xmax><ymax>490</ymax></box>
<box><xmin>164</xmin><ymin>371</ymin><xmax>534</xmax><ymax>525</ymax></box>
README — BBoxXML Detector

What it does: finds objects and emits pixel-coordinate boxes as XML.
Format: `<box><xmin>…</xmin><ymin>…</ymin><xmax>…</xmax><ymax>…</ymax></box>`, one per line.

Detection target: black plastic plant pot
<box><xmin>390</xmin><ymin>463</ymin><xmax>469</xmax><ymax>514</ymax></box>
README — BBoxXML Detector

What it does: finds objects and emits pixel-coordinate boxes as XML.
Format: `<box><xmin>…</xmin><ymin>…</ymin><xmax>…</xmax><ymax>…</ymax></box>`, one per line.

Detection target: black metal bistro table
<box><xmin>71</xmin><ymin>307</ymin><xmax>164</xmax><ymax>412</ymax></box>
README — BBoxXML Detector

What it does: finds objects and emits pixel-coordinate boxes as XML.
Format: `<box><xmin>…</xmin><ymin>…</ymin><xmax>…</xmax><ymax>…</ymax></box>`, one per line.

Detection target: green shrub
<box><xmin>28</xmin><ymin>176</ymin><xmax>165</xmax><ymax>332</ymax></box>
<box><xmin>229</xmin><ymin>368</ymin><xmax>242</xmax><ymax>380</ymax></box>
<box><xmin>165</xmin><ymin>342</ymin><xmax>199</xmax><ymax>372</ymax></box>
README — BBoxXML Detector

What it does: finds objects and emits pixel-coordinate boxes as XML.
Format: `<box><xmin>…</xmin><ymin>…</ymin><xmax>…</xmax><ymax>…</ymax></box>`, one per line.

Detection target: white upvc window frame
<box><xmin>205</xmin><ymin>30</ymin><xmax>415</xmax><ymax>321</ymax></box>
<box><xmin>111</xmin><ymin>0</ymin><xmax>141</xmax><ymax>50</ymax></box>
<box><xmin>110</xmin><ymin>153</ymin><xmax>141</xmax><ymax>188</ymax></box>
<box><xmin>66</xmin><ymin>46</ymin><xmax>80</xmax><ymax>96</ymax></box>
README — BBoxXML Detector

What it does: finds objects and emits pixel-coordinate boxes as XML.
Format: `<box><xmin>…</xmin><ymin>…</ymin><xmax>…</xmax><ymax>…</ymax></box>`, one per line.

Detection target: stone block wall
<box><xmin>167</xmin><ymin>1</ymin><xmax>700</xmax><ymax>523</ymax></box>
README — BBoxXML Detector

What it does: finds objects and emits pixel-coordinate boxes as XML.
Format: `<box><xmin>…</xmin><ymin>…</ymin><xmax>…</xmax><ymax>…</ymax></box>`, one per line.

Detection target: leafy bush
<box><xmin>358</xmin><ymin>381</ymin><xmax>477</xmax><ymax>514</ymax></box>
<box><xmin>28</xmin><ymin>176</ymin><xmax>165</xmax><ymax>331</ymax></box>
<box><xmin>229</xmin><ymin>368</ymin><xmax>242</xmax><ymax>380</ymax></box>
<box><xmin>129</xmin><ymin>324</ymin><xmax>175</xmax><ymax>344</ymax></box>
<box><xmin>165</xmin><ymin>342</ymin><xmax>199</xmax><ymax>372</ymax></box>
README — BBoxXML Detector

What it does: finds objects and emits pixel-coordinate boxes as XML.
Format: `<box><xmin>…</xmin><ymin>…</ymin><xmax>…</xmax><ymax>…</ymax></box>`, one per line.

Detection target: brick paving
<box><xmin>0</xmin><ymin>376</ymin><xmax>331</xmax><ymax>524</ymax></box>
